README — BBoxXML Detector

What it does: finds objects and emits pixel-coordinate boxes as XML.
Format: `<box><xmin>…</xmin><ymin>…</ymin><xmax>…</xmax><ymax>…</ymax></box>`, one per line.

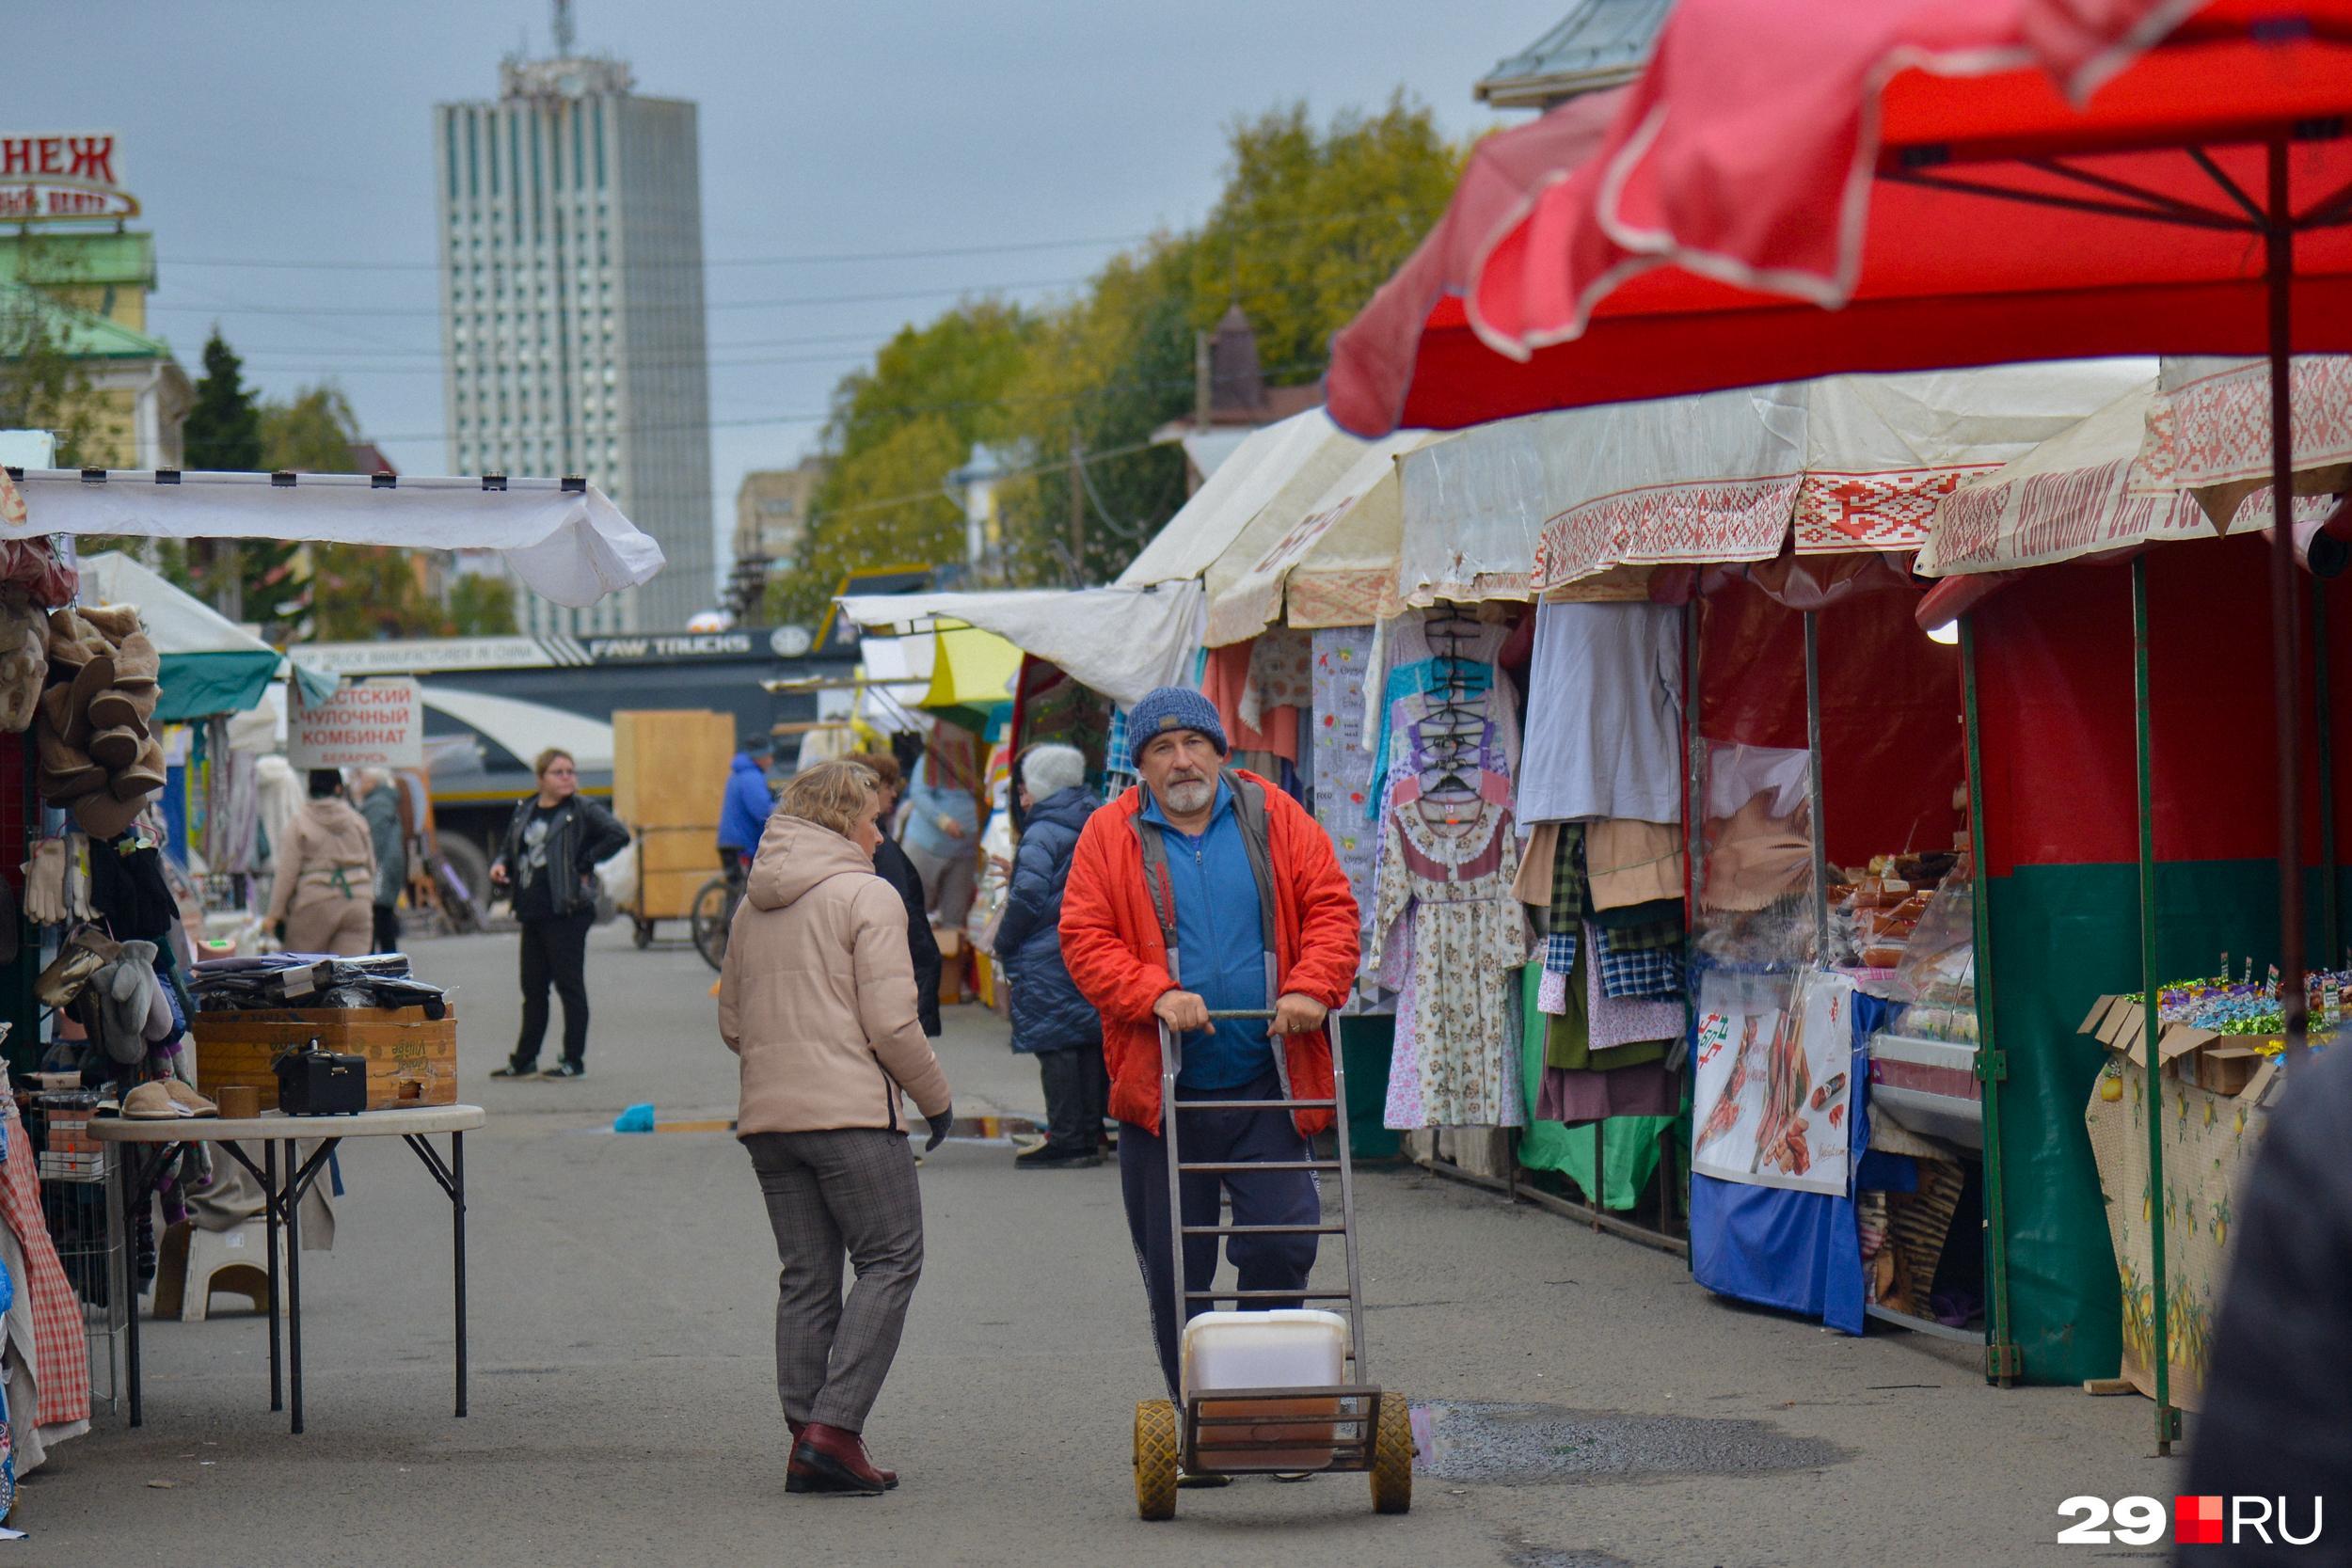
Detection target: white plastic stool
<box><xmin>153</xmin><ymin>1218</ymin><xmax>280</xmax><ymax>1322</ymax></box>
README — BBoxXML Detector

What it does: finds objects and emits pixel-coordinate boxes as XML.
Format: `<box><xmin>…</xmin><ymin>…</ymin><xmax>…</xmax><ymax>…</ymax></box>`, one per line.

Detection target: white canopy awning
<box><xmin>14</xmin><ymin>470</ymin><xmax>663</xmax><ymax>608</ymax></box>
<box><xmin>1202</xmin><ymin>429</ymin><xmax>1443</xmax><ymax>644</ymax></box>
<box><xmin>1920</xmin><ymin>356</ymin><xmax>2352</xmax><ymax>577</ymax></box>
<box><xmin>1117</xmin><ymin>410</ymin><xmax>1368</xmax><ymax>589</ymax></box>
<box><xmin>1391</xmin><ymin>360</ymin><xmax>2153</xmax><ymax>605</ymax></box>
<box><xmin>834</xmin><ymin>582</ymin><xmax>1202</xmax><ymax>707</ymax></box>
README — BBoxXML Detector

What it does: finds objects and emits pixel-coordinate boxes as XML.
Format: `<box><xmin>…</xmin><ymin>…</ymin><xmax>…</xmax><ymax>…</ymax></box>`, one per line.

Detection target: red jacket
<box><xmin>1058</xmin><ymin>770</ymin><xmax>1361</xmax><ymax>1135</ymax></box>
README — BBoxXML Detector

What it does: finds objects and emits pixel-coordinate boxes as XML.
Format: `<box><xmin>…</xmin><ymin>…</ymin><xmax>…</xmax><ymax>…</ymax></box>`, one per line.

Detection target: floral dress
<box><xmin>1371</xmin><ymin>800</ymin><xmax>1533</xmax><ymax>1128</ymax></box>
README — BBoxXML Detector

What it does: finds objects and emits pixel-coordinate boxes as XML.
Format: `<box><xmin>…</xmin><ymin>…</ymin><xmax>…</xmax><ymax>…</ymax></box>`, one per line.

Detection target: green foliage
<box><xmin>768</xmin><ymin>299</ymin><xmax>1040</xmax><ymax>624</ymax></box>
<box><xmin>0</xmin><ymin>294</ymin><xmax>103</xmax><ymax>467</ymax></box>
<box><xmin>184</xmin><ymin>330</ymin><xmax>262</xmax><ymax>471</ymax></box>
<box><xmin>448</xmin><ymin>572</ymin><xmax>518</xmax><ymax>637</ymax></box>
<box><xmin>771</xmin><ymin>96</ymin><xmax>1465</xmax><ymax>601</ymax></box>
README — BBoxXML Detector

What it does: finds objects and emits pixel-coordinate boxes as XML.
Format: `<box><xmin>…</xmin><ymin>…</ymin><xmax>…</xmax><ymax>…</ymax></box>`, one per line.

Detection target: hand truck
<box><xmin>1131</xmin><ymin>1008</ymin><xmax>1411</xmax><ymax>1519</ymax></box>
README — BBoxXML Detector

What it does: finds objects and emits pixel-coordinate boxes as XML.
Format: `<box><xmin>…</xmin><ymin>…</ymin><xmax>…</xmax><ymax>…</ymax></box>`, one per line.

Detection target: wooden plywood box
<box><xmin>194</xmin><ymin>1007</ymin><xmax>458</xmax><ymax>1111</ymax></box>
<box><xmin>613</xmin><ymin>710</ymin><xmax>739</xmax><ymax>920</ymax></box>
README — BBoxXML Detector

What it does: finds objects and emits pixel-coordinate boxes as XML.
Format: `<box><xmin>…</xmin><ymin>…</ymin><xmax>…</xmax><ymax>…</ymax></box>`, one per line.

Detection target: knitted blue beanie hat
<box><xmin>1127</xmin><ymin>686</ymin><xmax>1228</xmax><ymax>768</ymax></box>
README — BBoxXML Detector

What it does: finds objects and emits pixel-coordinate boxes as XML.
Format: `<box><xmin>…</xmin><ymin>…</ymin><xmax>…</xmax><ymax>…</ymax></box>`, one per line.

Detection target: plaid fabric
<box><xmin>1605</xmin><ymin>915</ymin><xmax>1684</xmax><ymax>953</ymax></box>
<box><xmin>1542</xmin><ymin>928</ymin><xmax>1580</xmax><ymax>976</ymax></box>
<box><xmin>1595</xmin><ymin>925</ymin><xmax>1684</xmax><ymax>1001</ymax></box>
<box><xmin>1103</xmin><ymin>708</ymin><xmax>1131</xmax><ymax>792</ymax></box>
<box><xmin>1547</xmin><ymin>822</ymin><xmax>1586</xmax><ymax>927</ymax></box>
<box><xmin>0</xmin><ymin>1106</ymin><xmax>88</xmax><ymax>1427</ymax></box>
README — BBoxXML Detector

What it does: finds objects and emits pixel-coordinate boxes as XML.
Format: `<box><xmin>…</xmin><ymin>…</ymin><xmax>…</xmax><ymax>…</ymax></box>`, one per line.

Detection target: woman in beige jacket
<box><xmin>719</xmin><ymin>760</ymin><xmax>954</xmax><ymax>1498</ymax></box>
<box><xmin>266</xmin><ymin>769</ymin><xmax>377</xmax><ymax>956</ymax></box>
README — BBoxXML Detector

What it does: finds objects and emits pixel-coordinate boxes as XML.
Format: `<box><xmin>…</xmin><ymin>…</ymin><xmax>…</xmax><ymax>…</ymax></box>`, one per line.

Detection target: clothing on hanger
<box><xmin>1518</xmin><ymin>600</ymin><xmax>1683</xmax><ymax>825</ymax></box>
<box><xmin>1587</xmin><ymin>818</ymin><xmax>1687</xmax><ymax>911</ymax></box>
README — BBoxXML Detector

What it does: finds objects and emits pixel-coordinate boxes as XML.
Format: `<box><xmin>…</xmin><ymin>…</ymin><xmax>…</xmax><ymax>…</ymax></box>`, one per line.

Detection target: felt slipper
<box><xmin>62</xmin><ymin>650</ymin><xmax>115</xmax><ymax>735</ymax></box>
<box><xmin>72</xmin><ymin>787</ymin><xmax>147</xmax><ymax>841</ymax></box>
<box><xmin>121</xmin><ymin>1080</ymin><xmax>190</xmax><ymax>1120</ymax></box>
<box><xmin>162</xmin><ymin>1078</ymin><xmax>215</xmax><ymax>1117</ymax></box>
<box><xmin>42</xmin><ymin>610</ymin><xmax>89</xmax><ymax>670</ymax></box>
<box><xmin>109</xmin><ymin>631</ymin><xmax>158</xmax><ymax>692</ymax></box>
<box><xmin>87</xmin><ymin>681</ymin><xmax>155</xmax><ymax>736</ymax></box>
<box><xmin>87</xmin><ymin>724</ymin><xmax>140</xmax><ymax>771</ymax></box>
<box><xmin>40</xmin><ymin>680</ymin><xmax>92</xmax><ymax>752</ymax></box>
<box><xmin>0</xmin><ymin>624</ymin><xmax>43</xmax><ymax>735</ymax></box>
<box><xmin>110</xmin><ymin>735</ymin><xmax>167</xmax><ymax>801</ymax></box>
<box><xmin>78</xmin><ymin>604</ymin><xmax>140</xmax><ymax>643</ymax></box>
<box><xmin>36</xmin><ymin>726</ymin><xmax>105</xmax><ymax>801</ymax></box>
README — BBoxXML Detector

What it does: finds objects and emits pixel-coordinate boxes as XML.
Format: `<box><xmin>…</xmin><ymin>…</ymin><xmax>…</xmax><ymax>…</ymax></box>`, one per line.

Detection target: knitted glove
<box><xmin>21</xmin><ymin>837</ymin><xmax>63</xmax><ymax>927</ymax></box>
<box><xmin>925</xmin><ymin>1104</ymin><xmax>955</xmax><ymax>1152</ymax></box>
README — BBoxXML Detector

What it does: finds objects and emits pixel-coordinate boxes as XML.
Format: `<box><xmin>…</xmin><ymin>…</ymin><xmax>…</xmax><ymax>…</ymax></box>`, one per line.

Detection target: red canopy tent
<box><xmin>1327</xmin><ymin>0</ymin><xmax>2352</xmax><ymax>1447</ymax></box>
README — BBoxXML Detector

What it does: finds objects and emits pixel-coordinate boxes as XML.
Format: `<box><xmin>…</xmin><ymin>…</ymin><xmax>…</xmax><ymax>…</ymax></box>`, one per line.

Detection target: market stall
<box><xmin>0</xmin><ymin>463</ymin><xmax>661</xmax><ymax>1489</ymax></box>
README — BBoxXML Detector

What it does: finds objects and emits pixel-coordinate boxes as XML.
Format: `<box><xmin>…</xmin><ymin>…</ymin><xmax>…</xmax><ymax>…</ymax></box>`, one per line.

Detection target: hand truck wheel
<box><xmin>1369</xmin><ymin>1394</ymin><xmax>1413</xmax><ymax>1514</ymax></box>
<box><xmin>1133</xmin><ymin>1399</ymin><xmax>1180</xmax><ymax>1521</ymax></box>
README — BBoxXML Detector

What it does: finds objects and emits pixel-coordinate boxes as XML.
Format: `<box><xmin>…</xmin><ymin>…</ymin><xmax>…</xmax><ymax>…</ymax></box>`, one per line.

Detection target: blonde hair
<box><xmin>532</xmin><ymin>747</ymin><xmax>575</xmax><ymax>780</ymax></box>
<box><xmin>777</xmin><ymin>759</ymin><xmax>880</xmax><ymax>838</ymax></box>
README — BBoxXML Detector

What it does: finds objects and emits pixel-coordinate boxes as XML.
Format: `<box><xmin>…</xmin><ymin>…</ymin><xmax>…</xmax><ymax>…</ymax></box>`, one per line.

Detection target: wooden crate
<box><xmin>613</xmin><ymin>709</ymin><xmax>738</xmax><ymax>921</ymax></box>
<box><xmin>193</xmin><ymin>1006</ymin><xmax>458</xmax><ymax>1111</ymax></box>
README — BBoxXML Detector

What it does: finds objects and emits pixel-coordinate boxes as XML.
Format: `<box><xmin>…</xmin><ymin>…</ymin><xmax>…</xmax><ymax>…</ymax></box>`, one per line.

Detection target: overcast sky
<box><xmin>9</xmin><ymin>0</ymin><xmax>1562</xmax><ymax>605</ymax></box>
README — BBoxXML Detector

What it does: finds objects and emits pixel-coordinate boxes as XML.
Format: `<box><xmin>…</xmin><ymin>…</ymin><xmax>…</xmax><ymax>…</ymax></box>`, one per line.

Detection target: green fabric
<box><xmin>1989</xmin><ymin>857</ymin><xmax>2312</xmax><ymax>1387</ymax></box>
<box><xmin>1339</xmin><ymin>1015</ymin><xmax>1400</xmax><ymax>1160</ymax></box>
<box><xmin>1592</xmin><ymin>896</ymin><xmax>1684</xmax><ymax>930</ymax></box>
<box><xmin>1514</xmin><ymin>956</ymin><xmax>1682</xmax><ymax>1211</ymax></box>
<box><xmin>1542</xmin><ymin>938</ymin><xmax>1592</xmax><ymax>1069</ymax></box>
<box><xmin>291</xmin><ymin>660</ymin><xmax>339</xmax><ymax>710</ymax></box>
<box><xmin>154</xmin><ymin>649</ymin><xmax>280</xmax><ymax>722</ymax></box>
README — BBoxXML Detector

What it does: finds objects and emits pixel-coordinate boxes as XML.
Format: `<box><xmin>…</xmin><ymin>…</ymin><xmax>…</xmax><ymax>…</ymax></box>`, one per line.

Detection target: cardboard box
<box><xmin>2193</xmin><ymin>1042</ymin><xmax>2265</xmax><ymax>1097</ymax></box>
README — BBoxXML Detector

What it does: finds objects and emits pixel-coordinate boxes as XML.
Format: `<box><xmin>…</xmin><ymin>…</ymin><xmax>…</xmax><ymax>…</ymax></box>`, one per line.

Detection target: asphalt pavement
<box><xmin>14</xmin><ymin>920</ymin><xmax>2176</xmax><ymax>1567</ymax></box>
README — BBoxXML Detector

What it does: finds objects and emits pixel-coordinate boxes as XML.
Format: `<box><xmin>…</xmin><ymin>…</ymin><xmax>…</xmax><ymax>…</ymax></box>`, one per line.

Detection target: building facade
<box><xmin>725</xmin><ymin>457</ymin><xmax>826</xmax><ymax>620</ymax></box>
<box><xmin>435</xmin><ymin>51</ymin><xmax>713</xmax><ymax>634</ymax></box>
<box><xmin>0</xmin><ymin>228</ymin><xmax>189</xmax><ymax>469</ymax></box>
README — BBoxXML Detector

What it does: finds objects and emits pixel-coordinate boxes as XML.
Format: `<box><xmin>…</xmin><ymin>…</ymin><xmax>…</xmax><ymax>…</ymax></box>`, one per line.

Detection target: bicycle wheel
<box><xmin>690</xmin><ymin>878</ymin><xmax>733</xmax><ymax>971</ymax></box>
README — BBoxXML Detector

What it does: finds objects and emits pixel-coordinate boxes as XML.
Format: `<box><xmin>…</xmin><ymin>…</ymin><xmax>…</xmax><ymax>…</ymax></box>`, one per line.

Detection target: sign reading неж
<box><xmin>289</xmin><ymin>678</ymin><xmax>422</xmax><ymax>771</ymax></box>
<box><xmin>0</xmin><ymin>132</ymin><xmax>136</xmax><ymax>222</ymax></box>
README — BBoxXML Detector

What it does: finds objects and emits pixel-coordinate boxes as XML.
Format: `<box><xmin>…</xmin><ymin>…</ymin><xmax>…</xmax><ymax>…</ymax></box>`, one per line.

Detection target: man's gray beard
<box><xmin>1162</xmin><ymin>777</ymin><xmax>1214</xmax><ymax>815</ymax></box>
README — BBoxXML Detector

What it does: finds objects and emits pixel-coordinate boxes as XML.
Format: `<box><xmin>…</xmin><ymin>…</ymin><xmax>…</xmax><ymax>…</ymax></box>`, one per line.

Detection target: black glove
<box><xmin>273</xmin><ymin>919</ymin><xmax>288</xmax><ymax>945</ymax></box>
<box><xmin>924</xmin><ymin>1105</ymin><xmax>954</xmax><ymax>1152</ymax></box>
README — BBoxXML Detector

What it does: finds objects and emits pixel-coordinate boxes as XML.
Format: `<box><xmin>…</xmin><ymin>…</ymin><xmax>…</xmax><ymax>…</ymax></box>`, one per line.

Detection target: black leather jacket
<box><xmin>492</xmin><ymin>793</ymin><xmax>629</xmax><ymax>921</ymax></box>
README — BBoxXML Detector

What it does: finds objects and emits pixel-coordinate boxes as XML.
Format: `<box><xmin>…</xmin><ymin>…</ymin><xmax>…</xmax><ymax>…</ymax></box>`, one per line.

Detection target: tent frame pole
<box><xmin>2132</xmin><ymin>557</ymin><xmax>2180</xmax><ymax>1454</ymax></box>
<box><xmin>1804</xmin><ymin>611</ymin><xmax>1830</xmax><ymax>958</ymax></box>
<box><xmin>2265</xmin><ymin>137</ymin><xmax>2312</xmax><ymax>1067</ymax></box>
<box><xmin>1960</xmin><ymin>618</ymin><xmax>2018</xmax><ymax>1386</ymax></box>
<box><xmin>2319</xmin><ymin>590</ymin><xmax>2340</xmax><ymax>969</ymax></box>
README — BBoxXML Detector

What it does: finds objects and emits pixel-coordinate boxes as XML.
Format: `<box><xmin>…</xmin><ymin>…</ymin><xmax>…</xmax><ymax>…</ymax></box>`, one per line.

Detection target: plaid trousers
<box><xmin>743</xmin><ymin>1129</ymin><xmax>925</xmax><ymax>1433</ymax></box>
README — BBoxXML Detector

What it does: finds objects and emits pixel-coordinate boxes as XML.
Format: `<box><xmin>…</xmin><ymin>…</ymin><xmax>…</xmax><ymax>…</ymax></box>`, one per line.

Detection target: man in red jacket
<box><xmin>1059</xmin><ymin>686</ymin><xmax>1360</xmax><ymax>1410</ymax></box>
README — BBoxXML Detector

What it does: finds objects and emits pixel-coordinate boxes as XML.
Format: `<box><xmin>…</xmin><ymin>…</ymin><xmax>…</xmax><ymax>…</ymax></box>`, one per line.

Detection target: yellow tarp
<box><xmin>920</xmin><ymin>623</ymin><xmax>1022</xmax><ymax>712</ymax></box>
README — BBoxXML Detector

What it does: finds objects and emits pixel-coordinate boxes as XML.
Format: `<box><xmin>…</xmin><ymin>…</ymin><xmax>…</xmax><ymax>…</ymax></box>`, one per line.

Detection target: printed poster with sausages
<box><xmin>1690</xmin><ymin>968</ymin><xmax>1853</xmax><ymax>1196</ymax></box>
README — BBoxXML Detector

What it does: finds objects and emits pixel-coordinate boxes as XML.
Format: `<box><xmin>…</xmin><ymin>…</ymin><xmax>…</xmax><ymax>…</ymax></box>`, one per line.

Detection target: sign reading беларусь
<box><xmin>290</xmin><ymin>678</ymin><xmax>422</xmax><ymax>771</ymax></box>
<box><xmin>0</xmin><ymin>133</ymin><xmax>135</xmax><ymax>221</ymax></box>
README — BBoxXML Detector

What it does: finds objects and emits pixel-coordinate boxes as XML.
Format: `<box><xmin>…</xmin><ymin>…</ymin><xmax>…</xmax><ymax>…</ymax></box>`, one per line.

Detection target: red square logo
<box><xmin>2176</xmin><ymin>1496</ymin><xmax>2226</xmax><ymax>1545</ymax></box>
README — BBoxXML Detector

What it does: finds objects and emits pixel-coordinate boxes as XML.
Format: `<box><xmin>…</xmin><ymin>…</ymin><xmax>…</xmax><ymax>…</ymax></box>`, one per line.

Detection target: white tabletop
<box><xmin>89</xmin><ymin>1104</ymin><xmax>485</xmax><ymax>1144</ymax></box>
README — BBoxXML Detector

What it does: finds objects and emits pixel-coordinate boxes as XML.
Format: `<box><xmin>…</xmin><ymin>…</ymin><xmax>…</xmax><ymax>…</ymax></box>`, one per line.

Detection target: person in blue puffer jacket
<box><xmin>992</xmin><ymin>743</ymin><xmax>1107</xmax><ymax>1169</ymax></box>
<box><xmin>718</xmin><ymin>736</ymin><xmax>776</xmax><ymax>885</ymax></box>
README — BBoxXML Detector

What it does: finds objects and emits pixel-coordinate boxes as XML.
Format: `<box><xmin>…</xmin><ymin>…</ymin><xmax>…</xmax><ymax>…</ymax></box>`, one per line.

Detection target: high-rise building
<box><xmin>434</xmin><ymin>44</ymin><xmax>713</xmax><ymax>633</ymax></box>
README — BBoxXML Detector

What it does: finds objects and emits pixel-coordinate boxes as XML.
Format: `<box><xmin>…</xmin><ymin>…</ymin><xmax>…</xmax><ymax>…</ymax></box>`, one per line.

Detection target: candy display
<box><xmin>2146</xmin><ymin>960</ymin><xmax>2352</xmax><ymax>1041</ymax></box>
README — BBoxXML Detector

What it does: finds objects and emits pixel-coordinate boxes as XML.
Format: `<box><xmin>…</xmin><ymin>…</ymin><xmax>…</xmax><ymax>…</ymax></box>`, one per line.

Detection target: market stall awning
<box><xmin>1116</xmin><ymin>410</ymin><xmax>1368</xmax><ymax>589</ymax></box>
<box><xmin>15</xmin><ymin>471</ymin><xmax>663</xmax><ymax>609</ymax></box>
<box><xmin>1384</xmin><ymin>360</ymin><xmax>2146</xmax><ymax>603</ymax></box>
<box><xmin>834</xmin><ymin>583</ymin><xmax>1202</xmax><ymax>706</ymax></box>
<box><xmin>1921</xmin><ymin>356</ymin><xmax>2352</xmax><ymax>577</ymax></box>
<box><xmin>1202</xmin><ymin>429</ymin><xmax>1443</xmax><ymax>644</ymax></box>
<box><xmin>921</xmin><ymin>623</ymin><xmax>1021</xmax><ymax>720</ymax></box>
<box><xmin>78</xmin><ymin>550</ymin><xmax>331</xmax><ymax>721</ymax></box>
<box><xmin>1324</xmin><ymin>1</ymin><xmax>2352</xmax><ymax>438</ymax></box>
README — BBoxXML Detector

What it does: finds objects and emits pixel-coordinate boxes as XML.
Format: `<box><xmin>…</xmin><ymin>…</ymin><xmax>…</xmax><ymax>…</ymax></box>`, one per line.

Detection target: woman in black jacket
<box><xmin>991</xmin><ymin>744</ymin><xmax>1105</xmax><ymax>1169</ymax></box>
<box><xmin>850</xmin><ymin>752</ymin><xmax>944</xmax><ymax>1037</ymax></box>
<box><xmin>487</xmin><ymin>748</ymin><xmax>630</xmax><ymax>1080</ymax></box>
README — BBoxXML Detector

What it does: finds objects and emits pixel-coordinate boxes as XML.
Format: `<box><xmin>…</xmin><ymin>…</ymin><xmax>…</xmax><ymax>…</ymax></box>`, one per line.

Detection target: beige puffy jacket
<box><xmin>719</xmin><ymin>812</ymin><xmax>952</xmax><ymax>1137</ymax></box>
<box><xmin>265</xmin><ymin>798</ymin><xmax>377</xmax><ymax>926</ymax></box>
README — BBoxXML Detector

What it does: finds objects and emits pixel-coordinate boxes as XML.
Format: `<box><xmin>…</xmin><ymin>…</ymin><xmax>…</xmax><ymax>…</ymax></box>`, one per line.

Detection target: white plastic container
<box><xmin>1181</xmin><ymin>1309</ymin><xmax>1349</xmax><ymax>1469</ymax></box>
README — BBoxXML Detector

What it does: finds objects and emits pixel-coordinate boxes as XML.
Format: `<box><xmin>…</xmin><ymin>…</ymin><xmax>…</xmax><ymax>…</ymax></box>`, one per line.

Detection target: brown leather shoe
<box><xmin>787</xmin><ymin>1421</ymin><xmax>896</xmax><ymax>1495</ymax></box>
<box><xmin>787</xmin><ymin>1419</ymin><xmax>898</xmax><ymax>1488</ymax></box>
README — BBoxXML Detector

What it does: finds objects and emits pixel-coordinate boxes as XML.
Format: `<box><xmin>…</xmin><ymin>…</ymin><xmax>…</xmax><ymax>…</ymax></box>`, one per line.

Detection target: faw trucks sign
<box><xmin>0</xmin><ymin>133</ymin><xmax>136</xmax><ymax>222</ymax></box>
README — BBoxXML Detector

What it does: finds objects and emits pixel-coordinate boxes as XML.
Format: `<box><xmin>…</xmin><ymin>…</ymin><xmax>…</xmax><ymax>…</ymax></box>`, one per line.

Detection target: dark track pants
<box><xmin>1118</xmin><ymin>1069</ymin><xmax>1319</xmax><ymax>1399</ymax></box>
<box><xmin>513</xmin><ymin>910</ymin><xmax>594</xmax><ymax>1069</ymax></box>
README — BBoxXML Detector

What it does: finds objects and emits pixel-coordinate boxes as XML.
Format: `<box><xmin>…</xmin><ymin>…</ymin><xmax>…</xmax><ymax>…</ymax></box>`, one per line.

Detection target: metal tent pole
<box><xmin>2267</xmin><ymin>138</ymin><xmax>2311</xmax><ymax>1064</ymax></box>
<box><xmin>2132</xmin><ymin>557</ymin><xmax>2179</xmax><ymax>1454</ymax></box>
<box><xmin>2318</xmin><ymin>590</ymin><xmax>2340</xmax><ymax>968</ymax></box>
<box><xmin>1804</xmin><ymin>612</ymin><xmax>1830</xmax><ymax>958</ymax></box>
<box><xmin>1960</xmin><ymin>618</ymin><xmax>2018</xmax><ymax>1386</ymax></box>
